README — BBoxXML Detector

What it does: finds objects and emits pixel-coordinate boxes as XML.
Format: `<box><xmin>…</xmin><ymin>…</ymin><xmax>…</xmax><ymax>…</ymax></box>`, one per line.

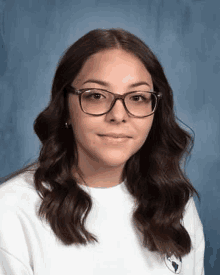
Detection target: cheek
<box><xmin>134</xmin><ymin>135</ymin><xmax>148</xmax><ymax>153</ymax></box>
<box><xmin>135</xmin><ymin>117</ymin><xmax>154</xmax><ymax>146</ymax></box>
<box><xmin>70</xmin><ymin>113</ymin><xmax>98</xmax><ymax>144</ymax></box>
<box><xmin>68</xmin><ymin>99</ymin><xmax>88</xmax><ymax>133</ymax></box>
<box><xmin>72</xmin><ymin>117</ymin><xmax>90</xmax><ymax>139</ymax></box>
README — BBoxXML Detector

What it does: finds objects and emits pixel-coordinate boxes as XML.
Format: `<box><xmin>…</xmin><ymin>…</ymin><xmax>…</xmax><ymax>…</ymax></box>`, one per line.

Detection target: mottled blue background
<box><xmin>0</xmin><ymin>0</ymin><xmax>219</xmax><ymax>273</ymax></box>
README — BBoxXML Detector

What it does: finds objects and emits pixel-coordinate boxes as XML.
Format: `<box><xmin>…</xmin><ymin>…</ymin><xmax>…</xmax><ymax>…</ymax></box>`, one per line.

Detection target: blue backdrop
<box><xmin>0</xmin><ymin>0</ymin><xmax>219</xmax><ymax>273</ymax></box>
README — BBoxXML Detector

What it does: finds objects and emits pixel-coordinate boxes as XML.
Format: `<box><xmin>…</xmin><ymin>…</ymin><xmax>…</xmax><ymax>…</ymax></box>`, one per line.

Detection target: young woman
<box><xmin>0</xmin><ymin>28</ymin><xmax>205</xmax><ymax>274</ymax></box>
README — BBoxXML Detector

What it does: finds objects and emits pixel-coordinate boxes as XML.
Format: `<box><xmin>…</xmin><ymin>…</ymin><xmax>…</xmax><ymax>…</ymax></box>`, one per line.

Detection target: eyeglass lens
<box><xmin>81</xmin><ymin>89</ymin><xmax>157</xmax><ymax>117</ymax></box>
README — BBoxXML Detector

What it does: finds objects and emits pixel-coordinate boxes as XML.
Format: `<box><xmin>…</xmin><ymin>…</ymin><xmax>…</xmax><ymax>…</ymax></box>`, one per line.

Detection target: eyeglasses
<box><xmin>66</xmin><ymin>85</ymin><xmax>162</xmax><ymax>118</ymax></box>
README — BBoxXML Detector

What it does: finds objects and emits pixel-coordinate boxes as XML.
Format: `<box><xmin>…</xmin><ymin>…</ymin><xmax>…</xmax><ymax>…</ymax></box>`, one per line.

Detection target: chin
<box><xmin>98</xmin><ymin>154</ymin><xmax>131</xmax><ymax>167</ymax></box>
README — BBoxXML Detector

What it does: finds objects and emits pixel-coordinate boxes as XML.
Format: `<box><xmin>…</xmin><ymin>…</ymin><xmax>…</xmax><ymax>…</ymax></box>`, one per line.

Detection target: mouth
<box><xmin>98</xmin><ymin>134</ymin><xmax>132</xmax><ymax>139</ymax></box>
<box><xmin>98</xmin><ymin>135</ymin><xmax>131</xmax><ymax>143</ymax></box>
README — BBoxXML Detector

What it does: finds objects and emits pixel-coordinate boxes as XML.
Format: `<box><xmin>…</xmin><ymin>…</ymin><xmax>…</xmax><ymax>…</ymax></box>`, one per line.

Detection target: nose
<box><xmin>107</xmin><ymin>98</ymin><xmax>129</xmax><ymax>118</ymax></box>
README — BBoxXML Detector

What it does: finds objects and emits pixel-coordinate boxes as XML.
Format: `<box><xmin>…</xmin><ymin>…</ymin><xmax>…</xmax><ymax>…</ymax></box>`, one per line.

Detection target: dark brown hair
<box><xmin>1</xmin><ymin>28</ymin><xmax>200</xmax><ymax>260</ymax></box>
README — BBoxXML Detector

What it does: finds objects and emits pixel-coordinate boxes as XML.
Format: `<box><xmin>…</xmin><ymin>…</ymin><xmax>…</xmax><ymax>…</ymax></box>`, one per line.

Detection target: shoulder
<box><xmin>163</xmin><ymin>197</ymin><xmax>205</xmax><ymax>274</ymax></box>
<box><xmin>181</xmin><ymin>196</ymin><xmax>205</xmax><ymax>255</ymax></box>
<box><xmin>0</xmin><ymin>171</ymin><xmax>39</xmax><ymax>211</ymax></box>
<box><xmin>182</xmin><ymin>196</ymin><xmax>203</xmax><ymax>232</ymax></box>
<box><xmin>0</xmin><ymin>172</ymin><xmax>46</xmax><ymax>253</ymax></box>
<box><xmin>0</xmin><ymin>173</ymin><xmax>39</xmax><ymax>272</ymax></box>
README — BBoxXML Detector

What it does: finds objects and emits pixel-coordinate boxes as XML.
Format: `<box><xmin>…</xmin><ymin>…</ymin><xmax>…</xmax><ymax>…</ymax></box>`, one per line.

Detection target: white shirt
<box><xmin>0</xmin><ymin>171</ymin><xmax>205</xmax><ymax>274</ymax></box>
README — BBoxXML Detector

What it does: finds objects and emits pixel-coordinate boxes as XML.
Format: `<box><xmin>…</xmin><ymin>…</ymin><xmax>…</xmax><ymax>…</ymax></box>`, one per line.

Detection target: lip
<box><xmin>98</xmin><ymin>133</ymin><xmax>132</xmax><ymax>138</ymax></box>
<box><xmin>98</xmin><ymin>135</ymin><xmax>130</xmax><ymax>144</ymax></box>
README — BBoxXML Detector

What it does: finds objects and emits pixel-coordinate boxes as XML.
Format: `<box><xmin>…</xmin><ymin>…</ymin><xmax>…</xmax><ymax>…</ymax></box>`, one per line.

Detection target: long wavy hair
<box><xmin>1</xmin><ymin>28</ymin><xmax>200</xmax><ymax>260</ymax></box>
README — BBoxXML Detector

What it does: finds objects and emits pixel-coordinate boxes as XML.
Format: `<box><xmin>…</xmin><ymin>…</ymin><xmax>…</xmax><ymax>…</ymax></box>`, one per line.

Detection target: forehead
<box><xmin>73</xmin><ymin>49</ymin><xmax>153</xmax><ymax>87</ymax></box>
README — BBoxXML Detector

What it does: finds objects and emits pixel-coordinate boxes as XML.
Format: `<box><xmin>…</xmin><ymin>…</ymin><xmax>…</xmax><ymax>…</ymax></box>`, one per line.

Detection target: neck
<box><xmin>72</xmin><ymin>163</ymin><xmax>125</xmax><ymax>189</ymax></box>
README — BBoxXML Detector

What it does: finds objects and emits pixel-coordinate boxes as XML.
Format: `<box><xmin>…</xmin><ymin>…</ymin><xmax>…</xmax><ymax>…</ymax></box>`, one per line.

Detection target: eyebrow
<box><xmin>82</xmin><ymin>79</ymin><xmax>150</xmax><ymax>88</ymax></box>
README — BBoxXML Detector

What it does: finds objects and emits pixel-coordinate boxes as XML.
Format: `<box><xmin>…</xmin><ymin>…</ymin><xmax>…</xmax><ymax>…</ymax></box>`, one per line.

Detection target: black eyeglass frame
<box><xmin>66</xmin><ymin>85</ymin><xmax>163</xmax><ymax>118</ymax></box>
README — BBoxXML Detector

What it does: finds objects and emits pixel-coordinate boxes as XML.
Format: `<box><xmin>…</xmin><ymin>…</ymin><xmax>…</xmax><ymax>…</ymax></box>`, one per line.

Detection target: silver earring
<box><xmin>65</xmin><ymin>122</ymin><xmax>69</xmax><ymax>129</ymax></box>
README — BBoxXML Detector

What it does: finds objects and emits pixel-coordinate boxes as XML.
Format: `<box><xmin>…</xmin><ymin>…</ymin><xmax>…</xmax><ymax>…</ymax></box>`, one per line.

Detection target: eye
<box><xmin>129</xmin><ymin>92</ymin><xmax>152</xmax><ymax>102</ymax></box>
<box><xmin>130</xmin><ymin>95</ymin><xmax>146</xmax><ymax>102</ymax></box>
<box><xmin>88</xmin><ymin>93</ymin><xmax>104</xmax><ymax>100</ymax></box>
<box><xmin>82</xmin><ymin>89</ymin><xmax>108</xmax><ymax>100</ymax></box>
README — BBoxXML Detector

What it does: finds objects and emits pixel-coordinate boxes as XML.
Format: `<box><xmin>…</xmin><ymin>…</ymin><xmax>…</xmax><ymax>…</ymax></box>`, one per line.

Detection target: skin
<box><xmin>67</xmin><ymin>49</ymin><xmax>154</xmax><ymax>188</ymax></box>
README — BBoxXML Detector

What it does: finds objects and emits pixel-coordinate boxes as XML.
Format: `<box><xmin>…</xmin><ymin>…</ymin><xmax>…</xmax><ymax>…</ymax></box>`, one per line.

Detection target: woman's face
<box><xmin>68</xmin><ymin>49</ymin><xmax>154</xmax><ymax>172</ymax></box>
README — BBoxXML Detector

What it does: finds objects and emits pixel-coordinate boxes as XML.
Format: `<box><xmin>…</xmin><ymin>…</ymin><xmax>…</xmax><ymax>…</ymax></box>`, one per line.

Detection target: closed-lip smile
<box><xmin>98</xmin><ymin>133</ymin><xmax>131</xmax><ymax>138</ymax></box>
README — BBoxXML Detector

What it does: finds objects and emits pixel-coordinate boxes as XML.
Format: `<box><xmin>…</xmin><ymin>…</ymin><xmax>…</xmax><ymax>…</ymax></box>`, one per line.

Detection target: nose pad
<box><xmin>110</xmin><ymin>98</ymin><xmax>127</xmax><ymax>114</ymax></box>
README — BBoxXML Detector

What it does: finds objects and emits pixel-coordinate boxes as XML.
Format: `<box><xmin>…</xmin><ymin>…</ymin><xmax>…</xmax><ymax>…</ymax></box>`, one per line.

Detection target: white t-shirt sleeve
<box><xmin>194</xmin><ymin>204</ymin><xmax>205</xmax><ymax>275</ymax></box>
<box><xmin>0</xmin><ymin>208</ymin><xmax>34</xmax><ymax>275</ymax></box>
<box><xmin>0</xmin><ymin>248</ymin><xmax>34</xmax><ymax>275</ymax></box>
<box><xmin>183</xmin><ymin>197</ymin><xmax>206</xmax><ymax>274</ymax></box>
